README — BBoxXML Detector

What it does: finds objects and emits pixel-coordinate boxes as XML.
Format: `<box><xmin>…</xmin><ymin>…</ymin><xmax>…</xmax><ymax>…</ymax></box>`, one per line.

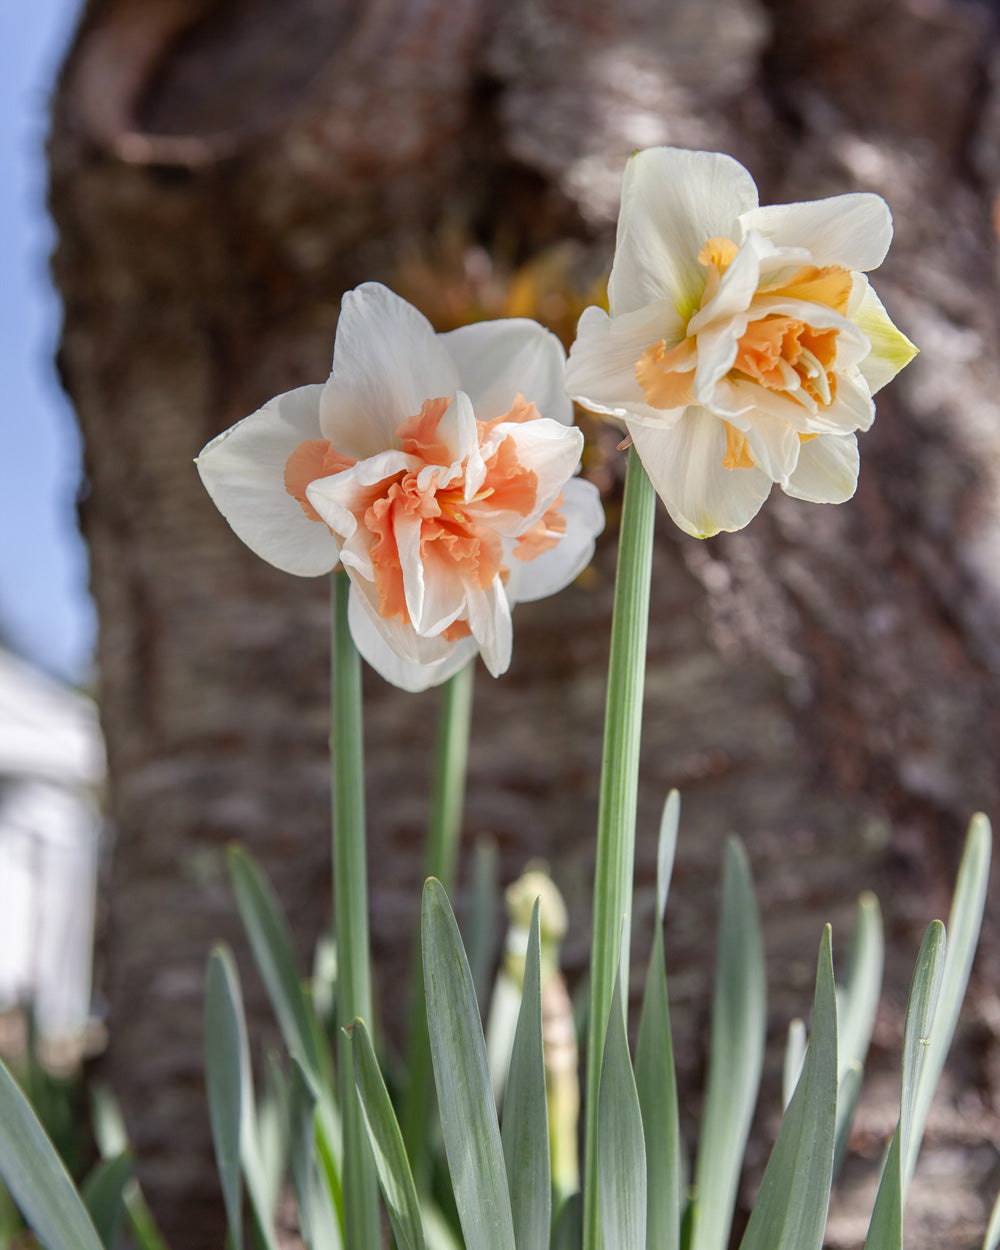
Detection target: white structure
<box><xmin>0</xmin><ymin>648</ymin><xmax>104</xmax><ymax>1042</ymax></box>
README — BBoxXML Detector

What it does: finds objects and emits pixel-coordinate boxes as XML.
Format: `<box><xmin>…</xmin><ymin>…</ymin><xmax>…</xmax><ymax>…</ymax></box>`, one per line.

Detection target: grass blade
<box><xmin>422</xmin><ymin>877</ymin><xmax>515</xmax><ymax>1250</ymax></box>
<box><xmin>598</xmin><ymin>958</ymin><xmax>647</xmax><ymax>1250</ymax></box>
<box><xmin>739</xmin><ymin>926</ymin><xmax>838</xmax><ymax>1250</ymax></box>
<box><xmin>0</xmin><ymin>1056</ymin><xmax>104</xmax><ymax>1250</ymax></box>
<box><xmin>501</xmin><ymin>901</ymin><xmax>550</xmax><ymax>1250</ymax></box>
<box><xmin>983</xmin><ymin>1186</ymin><xmax>1000</xmax><ymax>1250</ymax></box>
<box><xmin>834</xmin><ymin>893</ymin><xmax>883</xmax><ymax>1168</ymax></box>
<box><xmin>351</xmin><ymin>1019</ymin><xmax>427</xmax><ymax>1250</ymax></box>
<box><xmin>689</xmin><ymin>838</ymin><xmax>766</xmax><ymax>1250</ymax></box>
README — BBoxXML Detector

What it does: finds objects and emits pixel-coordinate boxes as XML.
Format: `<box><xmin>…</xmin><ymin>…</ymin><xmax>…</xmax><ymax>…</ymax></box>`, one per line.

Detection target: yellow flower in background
<box><xmin>196</xmin><ymin>283</ymin><xmax>604</xmax><ymax>691</ymax></box>
<box><xmin>565</xmin><ymin>146</ymin><xmax>917</xmax><ymax>538</ymax></box>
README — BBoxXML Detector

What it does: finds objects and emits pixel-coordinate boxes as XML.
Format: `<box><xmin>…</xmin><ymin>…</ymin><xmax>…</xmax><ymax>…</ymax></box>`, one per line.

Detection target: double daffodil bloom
<box><xmin>197</xmin><ymin>283</ymin><xmax>604</xmax><ymax>691</ymax></box>
<box><xmin>565</xmin><ymin>146</ymin><xmax>917</xmax><ymax>538</ymax></box>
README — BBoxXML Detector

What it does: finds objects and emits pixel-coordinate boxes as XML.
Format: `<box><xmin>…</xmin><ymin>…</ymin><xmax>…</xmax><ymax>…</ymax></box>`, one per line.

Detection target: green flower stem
<box><xmin>582</xmin><ymin>446</ymin><xmax>656</xmax><ymax>1250</ymax></box>
<box><xmin>401</xmin><ymin>661</ymin><xmax>476</xmax><ymax>1183</ymax></box>
<box><xmin>331</xmin><ymin>570</ymin><xmax>380</xmax><ymax>1248</ymax></box>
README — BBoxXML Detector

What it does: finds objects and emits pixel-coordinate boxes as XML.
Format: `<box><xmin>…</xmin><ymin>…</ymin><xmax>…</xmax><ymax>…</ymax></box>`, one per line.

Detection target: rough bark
<box><xmin>48</xmin><ymin>0</ymin><xmax>1000</xmax><ymax>1245</ymax></box>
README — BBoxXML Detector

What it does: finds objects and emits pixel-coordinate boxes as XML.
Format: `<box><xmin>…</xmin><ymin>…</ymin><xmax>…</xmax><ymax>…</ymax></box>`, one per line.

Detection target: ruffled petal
<box><xmin>195</xmin><ymin>384</ymin><xmax>339</xmax><ymax>577</ymax></box>
<box><xmin>783</xmin><ymin>433</ymin><xmax>860</xmax><ymax>503</ymax></box>
<box><xmin>610</xmin><ymin>147</ymin><xmax>759</xmax><ymax>318</ymax></box>
<box><xmin>348</xmin><ymin>587</ymin><xmax>476</xmax><ymax>692</ymax></box>
<box><xmin>506</xmin><ymin>477</ymin><xmax>605</xmax><ymax>605</ymax></box>
<box><xmin>565</xmin><ymin>303</ymin><xmax>687</xmax><ymax>425</ymax></box>
<box><xmin>440</xmin><ymin>320</ymin><xmax>572</xmax><ymax>424</ymax></box>
<box><xmin>466</xmin><ymin>579</ymin><xmax>513</xmax><ymax>677</ymax></box>
<box><xmin>744</xmin><ymin>412</ymin><xmax>802</xmax><ymax>486</ymax></box>
<box><xmin>477</xmin><ymin>419</ymin><xmax>584</xmax><ymax>531</ymax></box>
<box><xmin>738</xmin><ymin>193</ymin><xmax>893</xmax><ymax>272</ymax></box>
<box><xmin>305</xmin><ymin>448</ymin><xmax>415</xmax><ymax>578</ymax></box>
<box><xmin>628</xmin><ymin>407</ymin><xmax>772</xmax><ymax>538</ymax></box>
<box><xmin>320</xmin><ymin>283</ymin><xmax>459</xmax><ymax>457</ymax></box>
<box><xmin>851</xmin><ymin>281</ymin><xmax>919</xmax><ymax>394</ymax></box>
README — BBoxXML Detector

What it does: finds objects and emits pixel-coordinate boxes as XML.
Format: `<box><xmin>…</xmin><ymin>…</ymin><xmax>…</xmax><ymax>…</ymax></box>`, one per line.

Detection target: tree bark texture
<box><xmin>48</xmin><ymin>0</ymin><xmax>1000</xmax><ymax>1245</ymax></box>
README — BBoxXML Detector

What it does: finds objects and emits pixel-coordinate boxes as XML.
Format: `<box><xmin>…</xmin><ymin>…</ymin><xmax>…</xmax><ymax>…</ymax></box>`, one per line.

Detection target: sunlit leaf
<box><xmin>598</xmin><ymin>957</ymin><xmax>647</xmax><ymax>1250</ymax></box>
<box><xmin>422</xmin><ymin>878</ymin><xmax>515</xmax><ymax>1250</ymax></box>
<box><xmin>739</xmin><ymin>926</ymin><xmax>838</xmax><ymax>1250</ymax></box>
<box><xmin>688</xmin><ymin>838</ymin><xmax>766</xmax><ymax>1250</ymax></box>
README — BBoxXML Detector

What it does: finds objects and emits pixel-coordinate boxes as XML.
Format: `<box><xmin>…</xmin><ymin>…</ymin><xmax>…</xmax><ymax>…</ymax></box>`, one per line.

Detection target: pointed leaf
<box><xmin>205</xmin><ymin>945</ymin><xmax>247</xmax><ymax>1248</ymax></box>
<box><xmin>834</xmin><ymin>893</ymin><xmax>883</xmax><ymax>1169</ymax></box>
<box><xmin>739</xmin><ymin>926</ymin><xmax>838</xmax><ymax>1250</ymax></box>
<box><xmin>865</xmin><ymin>920</ymin><xmax>947</xmax><ymax>1250</ymax></box>
<box><xmin>689</xmin><ymin>838</ymin><xmax>766</xmax><ymax>1250</ymax></box>
<box><xmin>351</xmin><ymin>1019</ymin><xmax>427</xmax><ymax>1250</ymax></box>
<box><xmin>656</xmin><ymin>791</ymin><xmax>681</xmax><ymax>921</ymax></box>
<box><xmin>288</xmin><ymin>1059</ymin><xmax>342</xmax><ymax>1250</ymax></box>
<box><xmin>81</xmin><ymin>1152</ymin><xmax>133</xmax><ymax>1250</ymax></box>
<box><xmin>636</xmin><ymin>917</ymin><xmax>681</xmax><ymax>1249</ymax></box>
<box><xmin>501</xmin><ymin>902</ymin><xmax>551</xmax><ymax>1250</ymax></box>
<box><xmin>0</xmin><ymin>1056</ymin><xmax>104</xmax><ymax>1250</ymax></box>
<box><xmin>781</xmin><ymin>1020</ymin><xmax>806</xmax><ymax>1112</ymax></box>
<box><xmin>227</xmin><ymin>845</ymin><xmax>331</xmax><ymax>1088</ymax></box>
<box><xmin>905</xmin><ymin>814</ymin><xmax>991</xmax><ymax>1188</ymax></box>
<box><xmin>422</xmin><ymin>878</ymin><xmax>515</xmax><ymax>1250</ymax></box>
<box><xmin>598</xmin><ymin>957</ymin><xmax>647</xmax><ymax>1250</ymax></box>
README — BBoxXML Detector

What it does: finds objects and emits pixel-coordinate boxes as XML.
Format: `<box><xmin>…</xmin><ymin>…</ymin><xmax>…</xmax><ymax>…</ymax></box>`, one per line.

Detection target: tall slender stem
<box><xmin>331</xmin><ymin>570</ymin><xmax>380</xmax><ymax>1248</ymax></box>
<box><xmin>401</xmin><ymin>661</ymin><xmax>476</xmax><ymax>1180</ymax></box>
<box><xmin>582</xmin><ymin>447</ymin><xmax>656</xmax><ymax>1250</ymax></box>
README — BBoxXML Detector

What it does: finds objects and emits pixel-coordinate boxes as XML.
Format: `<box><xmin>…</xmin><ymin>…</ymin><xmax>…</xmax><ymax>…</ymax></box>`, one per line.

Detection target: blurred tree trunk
<box><xmin>49</xmin><ymin>0</ymin><xmax>1000</xmax><ymax>1245</ymax></box>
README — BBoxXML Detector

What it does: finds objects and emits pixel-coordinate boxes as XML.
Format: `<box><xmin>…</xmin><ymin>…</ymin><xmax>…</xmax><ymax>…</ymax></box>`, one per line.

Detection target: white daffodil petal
<box><xmin>629</xmin><ymin>408</ymin><xmax>772</xmax><ymax>538</ymax></box>
<box><xmin>441</xmin><ymin>320</ymin><xmax>572</xmax><ymax>424</ymax></box>
<box><xmin>739</xmin><ymin>193</ymin><xmax>893</xmax><ymax>272</ymax></box>
<box><xmin>507</xmin><ymin>478</ymin><xmax>605</xmax><ymax>605</ymax></box>
<box><xmin>320</xmin><ymin>283</ymin><xmax>459</xmax><ymax>458</ymax></box>
<box><xmin>744</xmin><ymin>413</ymin><xmax>802</xmax><ymax>486</ymax></box>
<box><xmin>466</xmin><ymin>580</ymin><xmax>513</xmax><ymax>678</ymax></box>
<box><xmin>195</xmin><ymin>384</ymin><xmax>339</xmax><ymax>577</ymax></box>
<box><xmin>852</xmin><ymin>283</ymin><xmax>919</xmax><ymax>393</ymax></box>
<box><xmin>687</xmin><ymin>232</ymin><xmax>766</xmax><ymax>332</ymax></box>
<box><xmin>565</xmin><ymin>304</ymin><xmax>686</xmax><ymax>424</ymax></box>
<box><xmin>306</xmin><ymin>448</ymin><xmax>415</xmax><ymax>578</ymax></box>
<box><xmin>478</xmin><ymin>419</ymin><xmax>585</xmax><ymax>530</ymax></box>
<box><xmin>821</xmin><ymin>368</ymin><xmax>876</xmax><ymax>433</ymax></box>
<box><xmin>348</xmin><ymin>587</ymin><xmax>475</xmax><ymax>692</ymax></box>
<box><xmin>610</xmin><ymin>147</ymin><xmax>759</xmax><ymax>318</ymax></box>
<box><xmin>783</xmin><ymin>434</ymin><xmax>860</xmax><ymax>503</ymax></box>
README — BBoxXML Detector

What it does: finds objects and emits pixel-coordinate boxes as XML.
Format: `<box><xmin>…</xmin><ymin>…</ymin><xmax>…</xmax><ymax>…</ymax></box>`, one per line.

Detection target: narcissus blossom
<box><xmin>565</xmin><ymin>146</ymin><xmax>918</xmax><ymax>538</ymax></box>
<box><xmin>197</xmin><ymin>283</ymin><xmax>604</xmax><ymax>691</ymax></box>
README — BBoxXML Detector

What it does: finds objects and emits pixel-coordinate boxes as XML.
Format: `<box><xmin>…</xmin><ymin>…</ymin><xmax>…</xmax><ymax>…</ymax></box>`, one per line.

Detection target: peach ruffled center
<box><xmin>635</xmin><ymin>236</ymin><xmax>853</xmax><ymax>472</ymax></box>
<box><xmin>283</xmin><ymin>395</ymin><xmax>567</xmax><ymax>631</ymax></box>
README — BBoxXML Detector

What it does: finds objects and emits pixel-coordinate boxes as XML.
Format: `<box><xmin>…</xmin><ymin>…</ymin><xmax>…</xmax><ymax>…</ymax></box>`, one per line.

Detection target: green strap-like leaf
<box><xmin>81</xmin><ymin>1152</ymin><xmax>134</xmax><ymax>1250</ymax></box>
<box><xmin>982</xmin><ymin>1186</ymin><xmax>1000</xmax><ymax>1250</ymax></box>
<box><xmin>635</xmin><ymin>791</ymin><xmax>683</xmax><ymax>1250</ymax></box>
<box><xmin>0</xmin><ymin>1055</ymin><xmax>104</xmax><ymax>1250</ymax></box>
<box><xmin>205</xmin><ymin>945</ymin><xmax>248</xmax><ymax>1249</ymax></box>
<box><xmin>501</xmin><ymin>901</ymin><xmax>551</xmax><ymax>1250</ymax></box>
<box><xmin>834</xmin><ymin>893</ymin><xmax>883</xmax><ymax>1168</ymax></box>
<box><xmin>227</xmin><ymin>845</ymin><xmax>331</xmax><ymax>1089</ymax></box>
<box><xmin>905</xmin><ymin>813</ymin><xmax>991</xmax><ymax>1188</ymax></box>
<box><xmin>288</xmin><ymin>1059</ymin><xmax>342</xmax><ymax>1250</ymax></box>
<box><xmin>865</xmin><ymin>921</ymin><xmax>947</xmax><ymax>1250</ymax></box>
<box><xmin>689</xmin><ymin>838</ymin><xmax>766</xmax><ymax>1250</ymax></box>
<box><xmin>781</xmin><ymin>1019</ymin><xmax>806</xmax><ymax>1112</ymax></box>
<box><xmin>738</xmin><ymin>926</ymin><xmax>838</xmax><ymax>1250</ymax></box>
<box><xmin>351</xmin><ymin>1019</ymin><xmax>427</xmax><ymax>1250</ymax></box>
<box><xmin>422</xmin><ymin>877</ymin><xmax>516</xmax><ymax>1250</ymax></box>
<box><xmin>598</xmin><ymin>959</ymin><xmax>647</xmax><ymax>1250</ymax></box>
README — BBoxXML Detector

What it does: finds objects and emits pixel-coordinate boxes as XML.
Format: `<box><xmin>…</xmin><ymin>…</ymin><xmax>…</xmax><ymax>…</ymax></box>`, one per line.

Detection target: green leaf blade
<box><xmin>205</xmin><ymin>944</ymin><xmax>248</xmax><ymax>1249</ymax></box>
<box><xmin>422</xmin><ymin>878</ymin><xmax>516</xmax><ymax>1250</ymax></box>
<box><xmin>739</xmin><ymin>926</ymin><xmax>838</xmax><ymax>1250</ymax></box>
<box><xmin>501</xmin><ymin>901</ymin><xmax>551</xmax><ymax>1250</ymax></box>
<box><xmin>0</xmin><ymin>1056</ymin><xmax>105</xmax><ymax>1250</ymax></box>
<box><xmin>598</xmin><ymin>961</ymin><xmax>647</xmax><ymax>1250</ymax></box>
<box><xmin>689</xmin><ymin>837</ymin><xmax>766</xmax><ymax>1250</ymax></box>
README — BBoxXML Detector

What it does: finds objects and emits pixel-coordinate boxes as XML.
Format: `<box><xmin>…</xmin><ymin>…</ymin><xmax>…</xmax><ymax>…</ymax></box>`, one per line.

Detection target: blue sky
<box><xmin>1</xmin><ymin>1</ymin><xmax>93</xmax><ymax>682</ymax></box>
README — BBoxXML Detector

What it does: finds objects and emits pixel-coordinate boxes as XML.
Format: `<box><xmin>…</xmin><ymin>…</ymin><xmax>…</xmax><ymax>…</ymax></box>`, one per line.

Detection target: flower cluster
<box><xmin>566</xmin><ymin>147</ymin><xmax>917</xmax><ymax>537</ymax></box>
<box><xmin>196</xmin><ymin>283</ymin><xmax>604</xmax><ymax>691</ymax></box>
<box><xmin>198</xmin><ymin>147</ymin><xmax>916</xmax><ymax>687</ymax></box>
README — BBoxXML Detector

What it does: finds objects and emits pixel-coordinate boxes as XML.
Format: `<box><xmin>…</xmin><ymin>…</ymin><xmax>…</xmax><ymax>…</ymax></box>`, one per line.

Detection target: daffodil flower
<box><xmin>197</xmin><ymin>283</ymin><xmax>604</xmax><ymax>691</ymax></box>
<box><xmin>565</xmin><ymin>146</ymin><xmax>918</xmax><ymax>538</ymax></box>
